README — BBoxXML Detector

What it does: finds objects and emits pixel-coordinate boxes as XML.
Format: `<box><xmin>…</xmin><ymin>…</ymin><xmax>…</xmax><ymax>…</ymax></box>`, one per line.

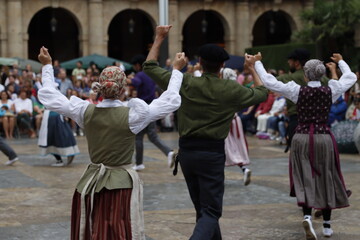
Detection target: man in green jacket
<box><xmin>277</xmin><ymin>48</ymin><xmax>310</xmax><ymax>151</ymax></box>
<box><xmin>143</xmin><ymin>25</ymin><xmax>268</xmax><ymax>240</ymax></box>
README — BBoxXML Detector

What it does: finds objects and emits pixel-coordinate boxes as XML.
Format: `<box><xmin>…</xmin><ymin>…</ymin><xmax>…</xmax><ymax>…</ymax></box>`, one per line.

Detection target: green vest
<box><xmin>75</xmin><ymin>104</ymin><xmax>135</xmax><ymax>194</ymax></box>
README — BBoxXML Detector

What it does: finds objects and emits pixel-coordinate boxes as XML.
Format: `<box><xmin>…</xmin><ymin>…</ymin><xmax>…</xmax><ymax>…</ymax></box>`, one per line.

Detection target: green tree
<box><xmin>295</xmin><ymin>0</ymin><xmax>360</xmax><ymax>65</ymax></box>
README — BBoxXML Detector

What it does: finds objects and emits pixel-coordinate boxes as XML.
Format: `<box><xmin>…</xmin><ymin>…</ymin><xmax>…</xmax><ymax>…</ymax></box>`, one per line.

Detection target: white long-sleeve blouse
<box><xmin>38</xmin><ymin>64</ymin><xmax>183</xmax><ymax>134</ymax></box>
<box><xmin>254</xmin><ymin>60</ymin><xmax>357</xmax><ymax>104</ymax></box>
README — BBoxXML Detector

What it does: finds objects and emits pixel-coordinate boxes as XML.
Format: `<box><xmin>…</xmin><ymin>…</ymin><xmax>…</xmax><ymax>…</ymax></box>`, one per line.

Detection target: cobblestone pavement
<box><xmin>1</xmin><ymin>132</ymin><xmax>360</xmax><ymax>240</ymax></box>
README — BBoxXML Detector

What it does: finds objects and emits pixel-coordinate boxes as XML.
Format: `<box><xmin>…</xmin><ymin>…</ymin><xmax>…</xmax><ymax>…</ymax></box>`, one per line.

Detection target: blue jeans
<box><xmin>0</xmin><ymin>137</ymin><xmax>17</xmax><ymax>160</ymax></box>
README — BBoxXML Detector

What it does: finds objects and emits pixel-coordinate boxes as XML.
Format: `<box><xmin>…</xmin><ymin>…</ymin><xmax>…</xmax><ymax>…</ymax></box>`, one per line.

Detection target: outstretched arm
<box><xmin>143</xmin><ymin>25</ymin><xmax>173</xmax><ymax>90</ymax></box>
<box><xmin>37</xmin><ymin>47</ymin><xmax>89</xmax><ymax>128</ymax></box>
<box><xmin>326</xmin><ymin>62</ymin><xmax>339</xmax><ymax>80</ymax></box>
<box><xmin>248</xmin><ymin>52</ymin><xmax>300</xmax><ymax>104</ymax></box>
<box><xmin>245</xmin><ymin>52</ymin><xmax>263</xmax><ymax>87</ymax></box>
<box><xmin>129</xmin><ymin>52</ymin><xmax>187</xmax><ymax>134</ymax></box>
<box><xmin>146</xmin><ymin>25</ymin><xmax>172</xmax><ymax>62</ymax></box>
<box><xmin>328</xmin><ymin>53</ymin><xmax>357</xmax><ymax>103</ymax></box>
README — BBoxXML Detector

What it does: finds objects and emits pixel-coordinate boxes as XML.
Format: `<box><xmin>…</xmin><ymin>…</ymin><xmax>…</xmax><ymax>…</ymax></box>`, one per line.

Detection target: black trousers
<box><xmin>179</xmin><ymin>149</ymin><xmax>225</xmax><ymax>240</ymax></box>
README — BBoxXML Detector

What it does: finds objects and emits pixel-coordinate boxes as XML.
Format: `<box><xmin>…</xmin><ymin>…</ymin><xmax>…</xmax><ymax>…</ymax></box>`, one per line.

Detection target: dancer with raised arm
<box><xmin>248</xmin><ymin>52</ymin><xmax>355</xmax><ymax>240</ymax></box>
<box><xmin>143</xmin><ymin>25</ymin><xmax>268</xmax><ymax>240</ymax></box>
<box><xmin>37</xmin><ymin>47</ymin><xmax>186</xmax><ymax>240</ymax></box>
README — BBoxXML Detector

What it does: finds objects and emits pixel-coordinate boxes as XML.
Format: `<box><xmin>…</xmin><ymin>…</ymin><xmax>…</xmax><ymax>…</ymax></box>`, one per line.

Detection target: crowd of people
<box><xmin>1</xmin><ymin>24</ymin><xmax>359</xmax><ymax>240</ymax></box>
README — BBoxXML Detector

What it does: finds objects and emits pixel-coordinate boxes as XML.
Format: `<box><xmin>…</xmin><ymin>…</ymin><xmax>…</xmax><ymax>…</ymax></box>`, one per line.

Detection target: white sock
<box><xmin>304</xmin><ymin>215</ymin><xmax>312</xmax><ymax>220</ymax></box>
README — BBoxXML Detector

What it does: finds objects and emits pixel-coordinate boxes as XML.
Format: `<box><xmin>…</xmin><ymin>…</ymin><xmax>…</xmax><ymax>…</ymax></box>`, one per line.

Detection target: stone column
<box><xmin>168</xmin><ymin>0</ymin><xmax>180</xmax><ymax>59</ymax></box>
<box><xmin>235</xmin><ymin>0</ymin><xmax>251</xmax><ymax>55</ymax></box>
<box><xmin>7</xmin><ymin>0</ymin><xmax>23</xmax><ymax>57</ymax></box>
<box><xmin>88</xmin><ymin>0</ymin><xmax>105</xmax><ymax>55</ymax></box>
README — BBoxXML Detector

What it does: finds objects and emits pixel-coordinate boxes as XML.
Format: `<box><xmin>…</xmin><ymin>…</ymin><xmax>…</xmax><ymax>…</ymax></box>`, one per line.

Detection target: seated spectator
<box><xmin>14</xmin><ymin>90</ymin><xmax>36</xmax><ymax>138</ymax></box>
<box><xmin>73</xmin><ymin>80</ymin><xmax>84</xmax><ymax>98</ymax></box>
<box><xmin>254</xmin><ymin>92</ymin><xmax>275</xmax><ymax>134</ymax></box>
<box><xmin>276</xmin><ymin>106</ymin><xmax>289</xmax><ymax>145</ymax></box>
<box><xmin>33</xmin><ymin>98</ymin><xmax>44</xmax><ymax>135</ymax></box>
<box><xmin>86</xmin><ymin>90</ymin><xmax>100</xmax><ymax>104</ymax></box>
<box><xmin>56</xmin><ymin>68</ymin><xmax>73</xmax><ymax>95</ymax></box>
<box><xmin>328</xmin><ymin>96</ymin><xmax>347</xmax><ymax>126</ymax></box>
<box><xmin>349</xmin><ymin>98</ymin><xmax>360</xmax><ymax>121</ymax></box>
<box><xmin>266</xmin><ymin>94</ymin><xmax>286</xmax><ymax>138</ymax></box>
<box><xmin>5</xmin><ymin>83</ymin><xmax>18</xmax><ymax>100</ymax></box>
<box><xmin>71</xmin><ymin>61</ymin><xmax>86</xmax><ymax>83</ymax></box>
<box><xmin>0</xmin><ymin>91</ymin><xmax>15</xmax><ymax>139</ymax></box>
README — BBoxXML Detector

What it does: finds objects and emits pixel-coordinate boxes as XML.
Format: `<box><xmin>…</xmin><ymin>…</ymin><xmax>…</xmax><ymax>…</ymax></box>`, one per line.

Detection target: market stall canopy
<box><xmin>14</xmin><ymin>57</ymin><xmax>42</xmax><ymax>73</ymax></box>
<box><xmin>0</xmin><ymin>57</ymin><xmax>18</xmax><ymax>66</ymax></box>
<box><xmin>60</xmin><ymin>54</ymin><xmax>132</xmax><ymax>71</ymax></box>
<box><xmin>224</xmin><ymin>55</ymin><xmax>245</xmax><ymax>72</ymax></box>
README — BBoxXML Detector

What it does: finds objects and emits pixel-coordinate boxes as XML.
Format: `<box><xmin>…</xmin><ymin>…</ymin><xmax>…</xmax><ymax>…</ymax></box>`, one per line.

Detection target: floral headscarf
<box><xmin>92</xmin><ymin>66</ymin><xmax>126</xmax><ymax>99</ymax></box>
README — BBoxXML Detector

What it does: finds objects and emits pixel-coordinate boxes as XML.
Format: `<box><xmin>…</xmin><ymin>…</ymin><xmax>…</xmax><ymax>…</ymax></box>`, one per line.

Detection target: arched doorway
<box><xmin>28</xmin><ymin>7</ymin><xmax>80</xmax><ymax>62</ymax></box>
<box><xmin>182</xmin><ymin>10</ymin><xmax>225</xmax><ymax>60</ymax></box>
<box><xmin>252</xmin><ymin>10</ymin><xmax>293</xmax><ymax>46</ymax></box>
<box><xmin>108</xmin><ymin>9</ymin><xmax>154</xmax><ymax>62</ymax></box>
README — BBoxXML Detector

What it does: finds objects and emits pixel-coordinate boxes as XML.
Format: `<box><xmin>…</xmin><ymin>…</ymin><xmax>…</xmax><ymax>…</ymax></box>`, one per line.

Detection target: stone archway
<box><xmin>182</xmin><ymin>10</ymin><xmax>225</xmax><ymax>60</ymax></box>
<box><xmin>252</xmin><ymin>10</ymin><xmax>293</xmax><ymax>46</ymax></box>
<box><xmin>28</xmin><ymin>7</ymin><xmax>80</xmax><ymax>62</ymax></box>
<box><xmin>108</xmin><ymin>9</ymin><xmax>154</xmax><ymax>62</ymax></box>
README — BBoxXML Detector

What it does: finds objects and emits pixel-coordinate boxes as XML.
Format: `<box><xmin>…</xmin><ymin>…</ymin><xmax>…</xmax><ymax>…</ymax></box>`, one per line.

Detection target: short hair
<box><xmin>287</xmin><ymin>48</ymin><xmax>310</xmax><ymax>67</ymax></box>
<box><xmin>201</xmin><ymin>58</ymin><xmax>223</xmax><ymax>74</ymax></box>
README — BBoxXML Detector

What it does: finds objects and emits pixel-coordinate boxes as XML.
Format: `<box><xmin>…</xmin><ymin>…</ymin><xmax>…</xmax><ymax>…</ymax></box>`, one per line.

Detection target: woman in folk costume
<box><xmin>221</xmin><ymin>68</ymin><xmax>251</xmax><ymax>185</ymax></box>
<box><xmin>37</xmin><ymin>47</ymin><xmax>186</xmax><ymax>240</ymax></box>
<box><xmin>249</xmin><ymin>52</ymin><xmax>355</xmax><ymax>240</ymax></box>
<box><xmin>37</xmin><ymin>82</ymin><xmax>79</xmax><ymax>167</ymax></box>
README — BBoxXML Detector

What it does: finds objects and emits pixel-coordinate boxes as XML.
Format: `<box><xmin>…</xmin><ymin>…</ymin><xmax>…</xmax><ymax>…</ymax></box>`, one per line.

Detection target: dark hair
<box><xmin>201</xmin><ymin>59</ymin><xmax>223</xmax><ymax>74</ymax></box>
<box><xmin>287</xmin><ymin>48</ymin><xmax>310</xmax><ymax>67</ymax></box>
<box><xmin>0</xmin><ymin>90</ymin><xmax>10</xmax><ymax>99</ymax></box>
<box><xmin>77</xmin><ymin>61</ymin><xmax>83</xmax><ymax>65</ymax></box>
<box><xmin>131</xmin><ymin>55</ymin><xmax>146</xmax><ymax>65</ymax></box>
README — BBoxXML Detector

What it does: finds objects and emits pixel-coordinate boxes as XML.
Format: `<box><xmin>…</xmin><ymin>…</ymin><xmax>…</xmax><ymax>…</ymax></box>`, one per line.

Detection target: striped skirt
<box><xmin>71</xmin><ymin>188</ymin><xmax>132</xmax><ymax>240</ymax></box>
<box><xmin>290</xmin><ymin>133</ymin><xmax>349</xmax><ymax>209</ymax></box>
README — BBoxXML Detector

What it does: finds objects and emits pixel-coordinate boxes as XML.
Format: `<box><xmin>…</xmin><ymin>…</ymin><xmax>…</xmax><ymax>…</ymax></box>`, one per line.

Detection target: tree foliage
<box><xmin>296</xmin><ymin>0</ymin><xmax>360</xmax><ymax>43</ymax></box>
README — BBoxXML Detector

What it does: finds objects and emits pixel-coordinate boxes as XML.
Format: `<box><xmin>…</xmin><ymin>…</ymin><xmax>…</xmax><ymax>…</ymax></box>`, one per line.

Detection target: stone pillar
<box><xmin>7</xmin><ymin>0</ymin><xmax>23</xmax><ymax>57</ymax></box>
<box><xmin>88</xmin><ymin>0</ymin><xmax>105</xmax><ymax>55</ymax></box>
<box><xmin>235</xmin><ymin>0</ymin><xmax>251</xmax><ymax>55</ymax></box>
<box><xmin>168</xmin><ymin>0</ymin><xmax>180</xmax><ymax>59</ymax></box>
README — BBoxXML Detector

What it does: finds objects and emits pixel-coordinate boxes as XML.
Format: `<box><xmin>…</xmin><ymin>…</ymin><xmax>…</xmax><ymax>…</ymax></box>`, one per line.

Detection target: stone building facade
<box><xmin>0</xmin><ymin>0</ymin><xmax>321</xmax><ymax>62</ymax></box>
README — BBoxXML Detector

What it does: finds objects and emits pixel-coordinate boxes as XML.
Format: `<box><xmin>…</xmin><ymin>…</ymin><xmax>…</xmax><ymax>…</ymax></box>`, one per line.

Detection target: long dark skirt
<box><xmin>71</xmin><ymin>188</ymin><xmax>132</xmax><ymax>240</ymax></box>
<box><xmin>290</xmin><ymin>134</ymin><xmax>349</xmax><ymax>209</ymax></box>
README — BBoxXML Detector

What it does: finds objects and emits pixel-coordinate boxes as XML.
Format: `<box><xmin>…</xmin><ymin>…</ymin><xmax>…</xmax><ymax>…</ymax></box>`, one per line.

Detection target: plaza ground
<box><xmin>1</xmin><ymin>132</ymin><xmax>360</xmax><ymax>240</ymax></box>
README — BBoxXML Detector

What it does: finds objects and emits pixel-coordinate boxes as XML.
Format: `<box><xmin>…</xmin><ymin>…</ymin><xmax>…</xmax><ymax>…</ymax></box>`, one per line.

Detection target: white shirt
<box><xmin>38</xmin><ymin>64</ymin><xmax>183</xmax><ymax>134</ymax></box>
<box><xmin>254</xmin><ymin>60</ymin><xmax>357</xmax><ymax>104</ymax></box>
<box><xmin>1</xmin><ymin>99</ymin><xmax>14</xmax><ymax>109</ymax></box>
<box><xmin>14</xmin><ymin>98</ymin><xmax>33</xmax><ymax>114</ymax></box>
<box><xmin>269</xmin><ymin>97</ymin><xmax>286</xmax><ymax>115</ymax></box>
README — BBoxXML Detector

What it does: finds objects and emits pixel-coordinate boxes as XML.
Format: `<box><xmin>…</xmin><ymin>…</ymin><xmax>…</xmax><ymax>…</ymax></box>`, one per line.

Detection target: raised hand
<box><xmin>330</xmin><ymin>53</ymin><xmax>343</xmax><ymax>63</ymax></box>
<box><xmin>173</xmin><ymin>52</ymin><xmax>187</xmax><ymax>70</ymax></box>
<box><xmin>155</xmin><ymin>25</ymin><xmax>172</xmax><ymax>39</ymax></box>
<box><xmin>326</xmin><ymin>62</ymin><xmax>337</xmax><ymax>71</ymax></box>
<box><xmin>254</xmin><ymin>52</ymin><xmax>262</xmax><ymax>62</ymax></box>
<box><xmin>38</xmin><ymin>46</ymin><xmax>52</xmax><ymax>65</ymax></box>
<box><xmin>326</xmin><ymin>62</ymin><xmax>338</xmax><ymax>80</ymax></box>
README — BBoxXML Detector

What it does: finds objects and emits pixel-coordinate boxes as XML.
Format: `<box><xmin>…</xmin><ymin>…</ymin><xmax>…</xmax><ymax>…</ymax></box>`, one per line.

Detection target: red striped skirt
<box><xmin>71</xmin><ymin>188</ymin><xmax>132</xmax><ymax>240</ymax></box>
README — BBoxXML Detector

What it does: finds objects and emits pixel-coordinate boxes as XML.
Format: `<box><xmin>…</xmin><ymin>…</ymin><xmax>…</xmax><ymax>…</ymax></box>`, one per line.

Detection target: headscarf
<box><xmin>303</xmin><ymin>59</ymin><xmax>326</xmax><ymax>82</ymax></box>
<box><xmin>92</xmin><ymin>66</ymin><xmax>126</xmax><ymax>99</ymax></box>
